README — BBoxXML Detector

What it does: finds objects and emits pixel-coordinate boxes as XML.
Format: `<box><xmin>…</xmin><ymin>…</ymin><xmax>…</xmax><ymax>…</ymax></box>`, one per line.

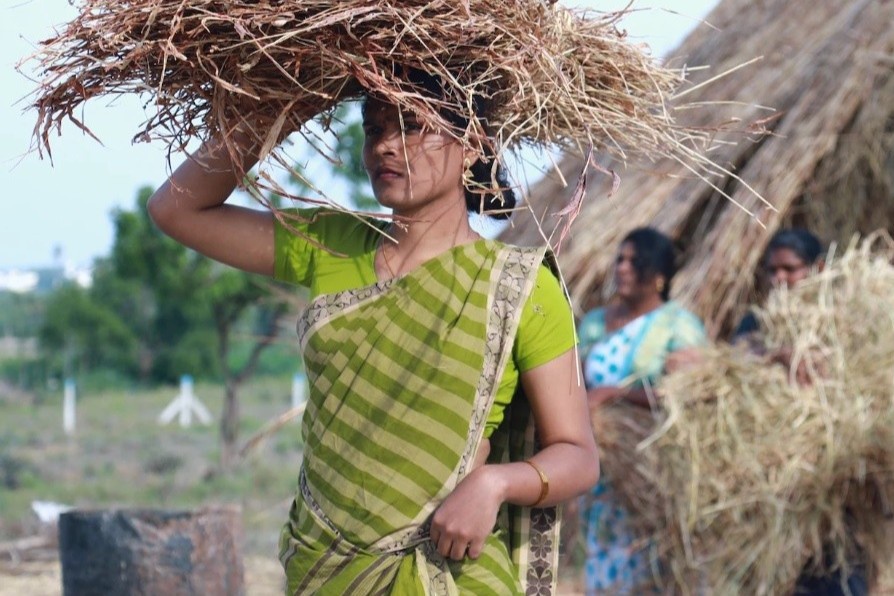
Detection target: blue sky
<box><xmin>0</xmin><ymin>0</ymin><xmax>717</xmax><ymax>270</ymax></box>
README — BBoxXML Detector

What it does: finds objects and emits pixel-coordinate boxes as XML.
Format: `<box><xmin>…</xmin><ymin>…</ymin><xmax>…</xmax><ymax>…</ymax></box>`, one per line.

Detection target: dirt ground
<box><xmin>0</xmin><ymin>557</ymin><xmax>591</xmax><ymax>596</ymax></box>
<box><xmin>0</xmin><ymin>556</ymin><xmax>285</xmax><ymax>596</ymax></box>
<box><xmin>2</xmin><ymin>557</ymin><xmax>892</xmax><ymax>595</ymax></box>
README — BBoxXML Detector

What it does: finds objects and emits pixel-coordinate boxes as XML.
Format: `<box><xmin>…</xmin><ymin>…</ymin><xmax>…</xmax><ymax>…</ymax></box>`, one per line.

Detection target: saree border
<box><xmin>457</xmin><ymin>245</ymin><xmax>546</xmax><ymax>479</ymax></box>
<box><xmin>296</xmin><ymin>278</ymin><xmax>396</xmax><ymax>351</ymax></box>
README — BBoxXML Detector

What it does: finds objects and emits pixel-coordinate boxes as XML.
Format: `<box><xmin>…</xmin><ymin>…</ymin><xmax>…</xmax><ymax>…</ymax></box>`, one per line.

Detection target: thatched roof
<box><xmin>503</xmin><ymin>0</ymin><xmax>894</xmax><ymax>338</ymax></box>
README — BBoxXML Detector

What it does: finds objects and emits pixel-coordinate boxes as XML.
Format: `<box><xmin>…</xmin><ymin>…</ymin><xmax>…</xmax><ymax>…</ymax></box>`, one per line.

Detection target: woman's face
<box><xmin>614</xmin><ymin>242</ymin><xmax>659</xmax><ymax>302</ymax></box>
<box><xmin>361</xmin><ymin>99</ymin><xmax>467</xmax><ymax>216</ymax></box>
<box><xmin>764</xmin><ymin>248</ymin><xmax>810</xmax><ymax>288</ymax></box>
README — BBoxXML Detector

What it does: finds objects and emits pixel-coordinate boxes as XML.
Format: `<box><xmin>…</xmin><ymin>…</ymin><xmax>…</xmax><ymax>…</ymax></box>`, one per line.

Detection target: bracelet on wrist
<box><xmin>523</xmin><ymin>459</ymin><xmax>549</xmax><ymax>507</ymax></box>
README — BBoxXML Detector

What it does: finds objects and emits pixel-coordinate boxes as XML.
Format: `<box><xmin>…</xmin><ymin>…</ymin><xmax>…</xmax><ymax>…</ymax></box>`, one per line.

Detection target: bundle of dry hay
<box><xmin>22</xmin><ymin>0</ymin><xmax>712</xmax><ymax>190</ymax></box>
<box><xmin>592</xmin><ymin>233</ymin><xmax>894</xmax><ymax>595</ymax></box>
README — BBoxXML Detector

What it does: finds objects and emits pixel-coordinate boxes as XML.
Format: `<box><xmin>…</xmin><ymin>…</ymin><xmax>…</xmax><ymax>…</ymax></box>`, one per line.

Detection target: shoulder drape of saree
<box><xmin>486</xmin><ymin>248</ymin><xmax>564</xmax><ymax>596</ymax></box>
<box><xmin>279</xmin><ymin>241</ymin><xmax>560</xmax><ymax>595</ymax></box>
<box><xmin>627</xmin><ymin>302</ymin><xmax>689</xmax><ymax>385</ymax></box>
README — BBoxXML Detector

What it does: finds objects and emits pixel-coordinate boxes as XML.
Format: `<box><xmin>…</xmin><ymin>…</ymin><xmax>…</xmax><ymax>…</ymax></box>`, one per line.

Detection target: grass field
<box><xmin>0</xmin><ymin>377</ymin><xmax>303</xmax><ymax>557</ymax></box>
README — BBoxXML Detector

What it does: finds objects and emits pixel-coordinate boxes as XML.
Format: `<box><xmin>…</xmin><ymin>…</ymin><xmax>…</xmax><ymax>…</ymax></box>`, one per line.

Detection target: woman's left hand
<box><xmin>430</xmin><ymin>466</ymin><xmax>505</xmax><ymax>561</ymax></box>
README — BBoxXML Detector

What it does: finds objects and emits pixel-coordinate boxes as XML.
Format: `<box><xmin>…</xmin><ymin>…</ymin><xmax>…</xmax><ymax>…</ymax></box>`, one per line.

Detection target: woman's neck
<box><xmin>391</xmin><ymin>203</ymin><xmax>476</xmax><ymax>249</ymax></box>
<box><xmin>618</xmin><ymin>294</ymin><xmax>665</xmax><ymax>320</ymax></box>
<box><xmin>379</xmin><ymin>201</ymin><xmax>479</xmax><ymax>278</ymax></box>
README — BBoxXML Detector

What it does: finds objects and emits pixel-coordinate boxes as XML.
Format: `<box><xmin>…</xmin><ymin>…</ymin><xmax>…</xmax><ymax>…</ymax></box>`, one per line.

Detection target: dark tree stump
<box><xmin>58</xmin><ymin>507</ymin><xmax>245</xmax><ymax>596</ymax></box>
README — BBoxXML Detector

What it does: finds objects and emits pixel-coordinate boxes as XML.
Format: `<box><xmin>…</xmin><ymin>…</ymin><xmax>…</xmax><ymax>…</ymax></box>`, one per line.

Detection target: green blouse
<box><xmin>273</xmin><ymin>208</ymin><xmax>576</xmax><ymax>436</ymax></box>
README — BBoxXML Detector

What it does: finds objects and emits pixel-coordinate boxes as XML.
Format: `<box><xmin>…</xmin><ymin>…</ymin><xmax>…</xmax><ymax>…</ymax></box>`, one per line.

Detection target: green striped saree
<box><xmin>279</xmin><ymin>239</ymin><xmax>562</xmax><ymax>595</ymax></box>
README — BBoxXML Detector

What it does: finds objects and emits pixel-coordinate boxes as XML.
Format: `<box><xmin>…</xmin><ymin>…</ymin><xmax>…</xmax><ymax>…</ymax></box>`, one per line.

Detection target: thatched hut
<box><xmin>502</xmin><ymin>0</ymin><xmax>894</xmax><ymax>338</ymax></box>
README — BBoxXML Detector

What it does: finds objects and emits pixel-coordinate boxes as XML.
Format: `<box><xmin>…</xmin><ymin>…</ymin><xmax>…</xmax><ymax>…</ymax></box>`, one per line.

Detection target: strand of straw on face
<box><xmin>591</xmin><ymin>233</ymin><xmax>894</xmax><ymax>595</ymax></box>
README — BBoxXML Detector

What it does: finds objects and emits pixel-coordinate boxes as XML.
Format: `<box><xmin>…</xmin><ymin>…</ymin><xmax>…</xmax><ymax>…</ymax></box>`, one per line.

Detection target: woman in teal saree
<box><xmin>147</xmin><ymin>68</ymin><xmax>600</xmax><ymax>594</ymax></box>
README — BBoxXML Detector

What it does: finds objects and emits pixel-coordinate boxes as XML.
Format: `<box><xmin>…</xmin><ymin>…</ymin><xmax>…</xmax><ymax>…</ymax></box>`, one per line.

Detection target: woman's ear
<box><xmin>815</xmin><ymin>259</ymin><xmax>825</xmax><ymax>273</ymax></box>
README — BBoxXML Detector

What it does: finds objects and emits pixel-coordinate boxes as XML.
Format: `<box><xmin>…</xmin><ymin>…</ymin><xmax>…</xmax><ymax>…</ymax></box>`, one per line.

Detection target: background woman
<box><xmin>147</xmin><ymin>69</ymin><xmax>599</xmax><ymax>594</ymax></box>
<box><xmin>733</xmin><ymin>229</ymin><xmax>866</xmax><ymax>596</ymax></box>
<box><xmin>577</xmin><ymin>227</ymin><xmax>705</xmax><ymax>594</ymax></box>
<box><xmin>733</xmin><ymin>227</ymin><xmax>825</xmax><ymax>342</ymax></box>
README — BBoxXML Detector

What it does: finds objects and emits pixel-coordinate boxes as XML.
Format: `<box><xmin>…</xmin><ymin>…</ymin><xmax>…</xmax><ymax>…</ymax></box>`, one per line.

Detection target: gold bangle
<box><xmin>524</xmin><ymin>459</ymin><xmax>549</xmax><ymax>507</ymax></box>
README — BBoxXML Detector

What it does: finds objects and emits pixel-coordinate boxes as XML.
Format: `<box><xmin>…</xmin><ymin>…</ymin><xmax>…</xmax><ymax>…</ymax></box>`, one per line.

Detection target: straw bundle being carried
<box><xmin>592</xmin><ymin>233</ymin><xmax>894</xmax><ymax>595</ymax></box>
<box><xmin>23</xmin><ymin>0</ymin><xmax>711</xmax><ymax>194</ymax></box>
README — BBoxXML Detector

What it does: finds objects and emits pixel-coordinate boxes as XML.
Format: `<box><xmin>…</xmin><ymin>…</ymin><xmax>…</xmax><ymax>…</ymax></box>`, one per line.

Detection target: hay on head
<box><xmin>22</xmin><ymin>0</ymin><xmax>703</xmax><ymax>199</ymax></box>
<box><xmin>592</xmin><ymin>232</ymin><xmax>894</xmax><ymax>594</ymax></box>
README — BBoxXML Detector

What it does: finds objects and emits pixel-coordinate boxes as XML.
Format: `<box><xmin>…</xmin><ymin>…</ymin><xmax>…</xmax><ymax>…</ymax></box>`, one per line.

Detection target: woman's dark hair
<box><xmin>765</xmin><ymin>228</ymin><xmax>824</xmax><ymax>265</ymax></box>
<box><xmin>361</xmin><ymin>66</ymin><xmax>516</xmax><ymax>220</ymax></box>
<box><xmin>621</xmin><ymin>227</ymin><xmax>677</xmax><ymax>301</ymax></box>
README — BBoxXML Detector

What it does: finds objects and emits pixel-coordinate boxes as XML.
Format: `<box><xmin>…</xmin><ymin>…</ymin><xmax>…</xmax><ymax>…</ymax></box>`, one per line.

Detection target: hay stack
<box><xmin>592</xmin><ymin>234</ymin><xmax>894</xmax><ymax>595</ymax></box>
<box><xmin>503</xmin><ymin>0</ymin><xmax>894</xmax><ymax>337</ymax></box>
<box><xmin>22</xmin><ymin>0</ymin><xmax>714</xmax><ymax>187</ymax></box>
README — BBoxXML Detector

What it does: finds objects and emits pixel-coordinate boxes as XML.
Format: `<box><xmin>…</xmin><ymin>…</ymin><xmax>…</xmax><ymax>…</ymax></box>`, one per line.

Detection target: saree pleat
<box><xmin>280</xmin><ymin>240</ymin><xmax>561</xmax><ymax>595</ymax></box>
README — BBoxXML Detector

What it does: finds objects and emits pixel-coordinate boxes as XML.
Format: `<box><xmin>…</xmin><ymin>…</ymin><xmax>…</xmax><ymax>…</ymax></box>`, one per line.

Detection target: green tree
<box><xmin>0</xmin><ymin>291</ymin><xmax>44</xmax><ymax>338</ymax></box>
<box><xmin>38</xmin><ymin>283</ymin><xmax>138</xmax><ymax>378</ymax></box>
<box><xmin>202</xmin><ymin>270</ymin><xmax>291</xmax><ymax>466</ymax></box>
<box><xmin>89</xmin><ymin>187</ymin><xmax>217</xmax><ymax>382</ymax></box>
<box><xmin>38</xmin><ymin>186</ymin><xmax>297</xmax><ymax>467</ymax></box>
<box><xmin>0</xmin><ymin>291</ymin><xmax>46</xmax><ymax>391</ymax></box>
<box><xmin>104</xmin><ymin>187</ymin><xmax>296</xmax><ymax>466</ymax></box>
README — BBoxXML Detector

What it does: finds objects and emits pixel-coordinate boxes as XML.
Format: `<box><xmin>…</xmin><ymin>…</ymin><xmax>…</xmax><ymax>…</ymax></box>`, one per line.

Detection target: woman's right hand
<box><xmin>430</xmin><ymin>465</ymin><xmax>505</xmax><ymax>560</ymax></box>
<box><xmin>147</xmin><ymin>132</ymin><xmax>276</xmax><ymax>276</ymax></box>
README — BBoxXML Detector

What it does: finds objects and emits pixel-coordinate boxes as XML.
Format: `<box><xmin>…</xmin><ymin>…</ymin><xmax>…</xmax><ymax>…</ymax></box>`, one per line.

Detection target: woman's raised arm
<box><xmin>147</xmin><ymin>133</ymin><xmax>275</xmax><ymax>276</ymax></box>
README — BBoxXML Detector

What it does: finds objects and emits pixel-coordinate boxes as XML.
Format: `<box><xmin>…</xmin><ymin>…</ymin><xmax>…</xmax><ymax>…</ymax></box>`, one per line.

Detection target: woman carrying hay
<box><xmin>147</xmin><ymin>66</ymin><xmax>599</xmax><ymax>594</ymax></box>
<box><xmin>577</xmin><ymin>228</ymin><xmax>705</xmax><ymax>595</ymax></box>
<box><xmin>733</xmin><ymin>228</ymin><xmax>828</xmax><ymax>387</ymax></box>
<box><xmin>733</xmin><ymin>228</ymin><xmax>826</xmax><ymax>343</ymax></box>
<box><xmin>734</xmin><ymin>229</ymin><xmax>868</xmax><ymax>596</ymax></box>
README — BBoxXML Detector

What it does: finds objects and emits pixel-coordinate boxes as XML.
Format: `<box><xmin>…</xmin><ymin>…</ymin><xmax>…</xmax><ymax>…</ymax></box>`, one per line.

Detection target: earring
<box><xmin>656</xmin><ymin>278</ymin><xmax>665</xmax><ymax>293</ymax></box>
<box><xmin>462</xmin><ymin>158</ymin><xmax>473</xmax><ymax>186</ymax></box>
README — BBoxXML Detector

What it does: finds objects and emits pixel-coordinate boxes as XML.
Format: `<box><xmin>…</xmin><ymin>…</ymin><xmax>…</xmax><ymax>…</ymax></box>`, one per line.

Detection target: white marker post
<box><xmin>158</xmin><ymin>375</ymin><xmax>212</xmax><ymax>428</ymax></box>
<box><xmin>63</xmin><ymin>378</ymin><xmax>76</xmax><ymax>435</ymax></box>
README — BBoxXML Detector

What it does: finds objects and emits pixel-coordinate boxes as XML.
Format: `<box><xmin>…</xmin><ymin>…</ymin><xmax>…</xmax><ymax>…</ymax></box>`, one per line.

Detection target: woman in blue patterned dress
<box><xmin>578</xmin><ymin>228</ymin><xmax>706</xmax><ymax>594</ymax></box>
